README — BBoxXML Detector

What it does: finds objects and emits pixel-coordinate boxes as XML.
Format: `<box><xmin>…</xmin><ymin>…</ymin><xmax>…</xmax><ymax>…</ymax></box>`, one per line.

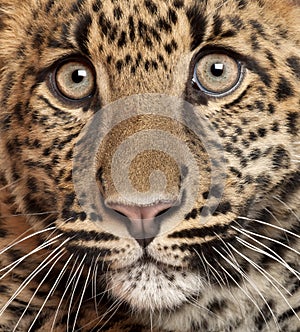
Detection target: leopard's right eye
<box><xmin>192</xmin><ymin>52</ymin><xmax>244</xmax><ymax>97</ymax></box>
<box><xmin>52</xmin><ymin>58</ymin><xmax>96</xmax><ymax>101</ymax></box>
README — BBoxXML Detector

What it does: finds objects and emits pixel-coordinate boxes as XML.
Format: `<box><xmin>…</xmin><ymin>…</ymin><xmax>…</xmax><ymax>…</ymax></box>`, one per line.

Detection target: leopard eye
<box><xmin>54</xmin><ymin>59</ymin><xmax>95</xmax><ymax>100</ymax></box>
<box><xmin>193</xmin><ymin>53</ymin><xmax>243</xmax><ymax>96</ymax></box>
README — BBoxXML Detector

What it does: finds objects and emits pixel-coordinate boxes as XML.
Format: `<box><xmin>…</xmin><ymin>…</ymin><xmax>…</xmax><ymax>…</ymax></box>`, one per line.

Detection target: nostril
<box><xmin>155</xmin><ymin>207</ymin><xmax>171</xmax><ymax>217</ymax></box>
<box><xmin>108</xmin><ymin>202</ymin><xmax>175</xmax><ymax>222</ymax></box>
<box><xmin>107</xmin><ymin>201</ymin><xmax>176</xmax><ymax>248</ymax></box>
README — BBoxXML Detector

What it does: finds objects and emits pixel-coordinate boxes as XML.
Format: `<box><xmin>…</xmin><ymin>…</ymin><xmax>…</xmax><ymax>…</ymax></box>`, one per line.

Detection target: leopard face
<box><xmin>0</xmin><ymin>0</ymin><xmax>299</xmax><ymax>331</ymax></box>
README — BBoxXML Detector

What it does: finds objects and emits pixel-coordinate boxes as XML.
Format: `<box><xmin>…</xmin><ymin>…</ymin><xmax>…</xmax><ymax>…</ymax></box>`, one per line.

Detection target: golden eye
<box><xmin>193</xmin><ymin>53</ymin><xmax>243</xmax><ymax>96</ymax></box>
<box><xmin>55</xmin><ymin>60</ymin><xmax>95</xmax><ymax>100</ymax></box>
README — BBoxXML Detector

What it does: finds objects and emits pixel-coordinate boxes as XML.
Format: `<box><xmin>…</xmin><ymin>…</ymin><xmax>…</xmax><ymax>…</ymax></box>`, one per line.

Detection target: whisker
<box><xmin>0</xmin><ymin>211</ymin><xmax>58</xmax><ymax>219</ymax></box>
<box><xmin>66</xmin><ymin>255</ymin><xmax>86</xmax><ymax>331</ymax></box>
<box><xmin>193</xmin><ymin>248</ymin><xmax>226</xmax><ymax>288</ymax></box>
<box><xmin>273</xmin><ymin>196</ymin><xmax>300</xmax><ymax>222</ymax></box>
<box><xmin>90</xmin><ymin>298</ymin><xmax>124</xmax><ymax>332</ymax></box>
<box><xmin>0</xmin><ymin>179</ymin><xmax>22</xmax><ymax>191</ymax></box>
<box><xmin>72</xmin><ymin>263</ymin><xmax>92</xmax><ymax>332</ymax></box>
<box><xmin>0</xmin><ymin>233</ymin><xmax>63</xmax><ymax>281</ymax></box>
<box><xmin>91</xmin><ymin>255</ymin><xmax>100</xmax><ymax>317</ymax></box>
<box><xmin>229</xmin><ymin>239</ymin><xmax>293</xmax><ymax>295</ymax></box>
<box><xmin>51</xmin><ymin>255</ymin><xmax>83</xmax><ymax>331</ymax></box>
<box><xmin>232</xmin><ymin>226</ymin><xmax>300</xmax><ymax>281</ymax></box>
<box><xmin>213</xmin><ymin>246</ymin><xmax>277</xmax><ymax>330</ymax></box>
<box><xmin>0</xmin><ymin>237</ymin><xmax>69</xmax><ymax>317</ymax></box>
<box><xmin>228</xmin><ymin>242</ymin><xmax>300</xmax><ymax>323</ymax></box>
<box><xmin>0</xmin><ymin>226</ymin><xmax>57</xmax><ymax>256</ymax></box>
<box><xmin>238</xmin><ymin>216</ymin><xmax>300</xmax><ymax>239</ymax></box>
<box><xmin>14</xmin><ymin>249</ymin><xmax>66</xmax><ymax>332</ymax></box>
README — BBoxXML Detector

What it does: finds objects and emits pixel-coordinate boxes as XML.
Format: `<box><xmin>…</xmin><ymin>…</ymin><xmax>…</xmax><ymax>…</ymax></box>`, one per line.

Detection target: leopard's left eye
<box><xmin>193</xmin><ymin>53</ymin><xmax>243</xmax><ymax>97</ymax></box>
<box><xmin>54</xmin><ymin>59</ymin><xmax>96</xmax><ymax>100</ymax></box>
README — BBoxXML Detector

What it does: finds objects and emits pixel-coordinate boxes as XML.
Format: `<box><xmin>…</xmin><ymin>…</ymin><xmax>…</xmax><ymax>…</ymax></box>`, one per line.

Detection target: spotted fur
<box><xmin>0</xmin><ymin>0</ymin><xmax>299</xmax><ymax>331</ymax></box>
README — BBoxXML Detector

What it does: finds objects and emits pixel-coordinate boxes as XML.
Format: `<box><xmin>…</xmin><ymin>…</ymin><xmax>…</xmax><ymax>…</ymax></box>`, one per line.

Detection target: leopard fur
<box><xmin>0</xmin><ymin>0</ymin><xmax>299</xmax><ymax>331</ymax></box>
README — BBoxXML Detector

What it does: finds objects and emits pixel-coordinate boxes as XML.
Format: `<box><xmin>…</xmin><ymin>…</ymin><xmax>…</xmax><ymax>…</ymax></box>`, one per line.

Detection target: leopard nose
<box><xmin>108</xmin><ymin>203</ymin><xmax>174</xmax><ymax>248</ymax></box>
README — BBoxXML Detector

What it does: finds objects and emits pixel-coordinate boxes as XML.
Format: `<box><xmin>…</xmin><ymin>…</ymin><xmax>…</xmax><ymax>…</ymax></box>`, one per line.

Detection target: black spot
<box><xmin>6</xmin><ymin>137</ymin><xmax>22</xmax><ymax>155</ymax></box>
<box><xmin>125</xmin><ymin>54</ymin><xmax>132</xmax><ymax>64</ymax></box>
<box><xmin>237</xmin><ymin>0</ymin><xmax>248</xmax><ymax>9</ymax></box>
<box><xmin>0</xmin><ymin>229</ymin><xmax>8</xmax><ymax>238</ymax></box>
<box><xmin>266</xmin><ymin>50</ymin><xmax>276</xmax><ymax>65</ymax></box>
<box><xmin>207</xmin><ymin>299</ymin><xmax>227</xmax><ymax>314</ymax></box>
<box><xmin>254</xmin><ymin>100</ymin><xmax>265</xmax><ymax>111</ymax></box>
<box><xmin>255</xmin><ymin>174</ymin><xmax>271</xmax><ymax>188</ymax></box>
<box><xmin>257</xmin><ymin>128</ymin><xmax>267</xmax><ymax>137</ymax></box>
<box><xmin>246</xmin><ymin>57</ymin><xmax>271</xmax><ymax>87</ymax></box>
<box><xmin>92</xmin><ymin>0</ymin><xmax>102</xmax><ymax>12</ymax></box>
<box><xmin>229</xmin><ymin>16</ymin><xmax>244</xmax><ymax>30</ymax></box>
<box><xmin>220</xmin><ymin>30</ymin><xmax>237</xmax><ymax>38</ymax></box>
<box><xmin>287</xmin><ymin>56</ymin><xmax>300</xmax><ymax>80</ymax></box>
<box><xmin>117</xmin><ymin>31</ymin><xmax>127</xmax><ymax>48</ymax></box>
<box><xmin>113</xmin><ymin>6</ymin><xmax>123</xmax><ymax>20</ymax></box>
<box><xmin>186</xmin><ymin>5</ymin><xmax>207</xmax><ymax>50</ymax></box>
<box><xmin>230</xmin><ymin>167</ymin><xmax>242</xmax><ymax>178</ymax></box>
<box><xmin>212</xmin><ymin>14</ymin><xmax>223</xmax><ymax>37</ymax></box>
<box><xmin>173</xmin><ymin>0</ymin><xmax>184</xmax><ymax>9</ymax></box>
<box><xmin>116</xmin><ymin>60</ymin><xmax>124</xmax><ymax>73</ymax></box>
<box><xmin>164</xmin><ymin>39</ymin><xmax>178</xmax><ymax>54</ymax></box>
<box><xmin>157</xmin><ymin>18</ymin><xmax>172</xmax><ymax>33</ymax></box>
<box><xmin>272</xmin><ymin>146</ymin><xmax>290</xmax><ymax>169</ymax></box>
<box><xmin>128</xmin><ymin>16</ymin><xmax>135</xmax><ymax>42</ymax></box>
<box><xmin>286</xmin><ymin>111</ymin><xmax>298</xmax><ymax>135</ymax></box>
<box><xmin>267</xmin><ymin>103</ymin><xmax>275</xmax><ymax>114</ymax></box>
<box><xmin>168</xmin><ymin>8</ymin><xmax>178</xmax><ymax>24</ymax></box>
<box><xmin>249</xmin><ymin>148</ymin><xmax>261</xmax><ymax>160</ymax></box>
<box><xmin>99</xmin><ymin>12</ymin><xmax>111</xmax><ymax>36</ymax></box>
<box><xmin>213</xmin><ymin>201</ymin><xmax>232</xmax><ymax>215</ymax></box>
<box><xmin>250</xmin><ymin>34</ymin><xmax>260</xmax><ymax>50</ymax></box>
<box><xmin>249</xmin><ymin>20</ymin><xmax>266</xmax><ymax>38</ymax></box>
<box><xmin>75</xmin><ymin>13</ymin><xmax>92</xmax><ymax>55</ymax></box>
<box><xmin>45</xmin><ymin>0</ymin><xmax>56</xmax><ymax>12</ymax></box>
<box><xmin>271</xmin><ymin>121</ymin><xmax>279</xmax><ymax>132</ymax></box>
<box><xmin>249</xmin><ymin>131</ymin><xmax>258</xmax><ymax>141</ymax></box>
<box><xmin>27</xmin><ymin>177</ymin><xmax>38</xmax><ymax>193</ymax></box>
<box><xmin>276</xmin><ymin>76</ymin><xmax>294</xmax><ymax>101</ymax></box>
<box><xmin>144</xmin><ymin>0</ymin><xmax>158</xmax><ymax>14</ymax></box>
<box><xmin>185</xmin><ymin>208</ymin><xmax>198</xmax><ymax>220</ymax></box>
<box><xmin>33</xmin><ymin>27</ymin><xmax>46</xmax><ymax>48</ymax></box>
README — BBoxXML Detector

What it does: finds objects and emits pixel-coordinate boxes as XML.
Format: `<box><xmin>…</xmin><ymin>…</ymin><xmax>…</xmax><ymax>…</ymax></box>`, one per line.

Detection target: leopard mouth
<box><xmin>106</xmin><ymin>258</ymin><xmax>203</xmax><ymax>312</ymax></box>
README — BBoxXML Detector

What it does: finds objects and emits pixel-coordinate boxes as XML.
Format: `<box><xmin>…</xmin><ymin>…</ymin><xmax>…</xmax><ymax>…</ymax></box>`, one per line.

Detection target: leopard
<box><xmin>0</xmin><ymin>0</ymin><xmax>299</xmax><ymax>331</ymax></box>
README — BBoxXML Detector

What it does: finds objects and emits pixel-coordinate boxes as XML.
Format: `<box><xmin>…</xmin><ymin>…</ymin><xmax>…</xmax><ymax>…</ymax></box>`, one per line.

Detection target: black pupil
<box><xmin>72</xmin><ymin>69</ymin><xmax>86</xmax><ymax>84</ymax></box>
<box><xmin>211</xmin><ymin>63</ymin><xmax>224</xmax><ymax>77</ymax></box>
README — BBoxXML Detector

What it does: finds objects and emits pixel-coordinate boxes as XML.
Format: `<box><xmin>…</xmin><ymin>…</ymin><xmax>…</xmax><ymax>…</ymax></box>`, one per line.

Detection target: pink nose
<box><xmin>108</xmin><ymin>203</ymin><xmax>173</xmax><ymax>247</ymax></box>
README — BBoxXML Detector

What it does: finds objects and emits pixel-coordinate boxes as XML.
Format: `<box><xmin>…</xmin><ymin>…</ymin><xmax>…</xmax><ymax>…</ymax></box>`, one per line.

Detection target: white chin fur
<box><xmin>107</xmin><ymin>262</ymin><xmax>203</xmax><ymax>311</ymax></box>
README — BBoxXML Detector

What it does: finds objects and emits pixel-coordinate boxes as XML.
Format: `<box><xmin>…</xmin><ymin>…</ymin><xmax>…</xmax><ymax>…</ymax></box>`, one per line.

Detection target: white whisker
<box><xmin>51</xmin><ymin>255</ymin><xmax>83</xmax><ymax>331</ymax></box>
<box><xmin>0</xmin><ymin>237</ymin><xmax>69</xmax><ymax>317</ymax></box>
<box><xmin>0</xmin><ymin>226</ymin><xmax>56</xmax><ymax>256</ymax></box>
<box><xmin>66</xmin><ymin>255</ymin><xmax>86</xmax><ymax>331</ymax></box>
<box><xmin>232</xmin><ymin>226</ymin><xmax>300</xmax><ymax>279</ymax></box>
<box><xmin>228</xmin><ymin>242</ymin><xmax>300</xmax><ymax>323</ymax></box>
<box><xmin>238</xmin><ymin>216</ymin><xmax>300</xmax><ymax>239</ymax></box>
<box><xmin>0</xmin><ymin>233</ymin><xmax>63</xmax><ymax>281</ymax></box>
<box><xmin>15</xmin><ymin>250</ymin><xmax>65</xmax><ymax>332</ymax></box>
<box><xmin>72</xmin><ymin>263</ymin><xmax>92</xmax><ymax>332</ymax></box>
<box><xmin>273</xmin><ymin>196</ymin><xmax>300</xmax><ymax>222</ymax></box>
<box><xmin>213</xmin><ymin>246</ymin><xmax>277</xmax><ymax>330</ymax></box>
